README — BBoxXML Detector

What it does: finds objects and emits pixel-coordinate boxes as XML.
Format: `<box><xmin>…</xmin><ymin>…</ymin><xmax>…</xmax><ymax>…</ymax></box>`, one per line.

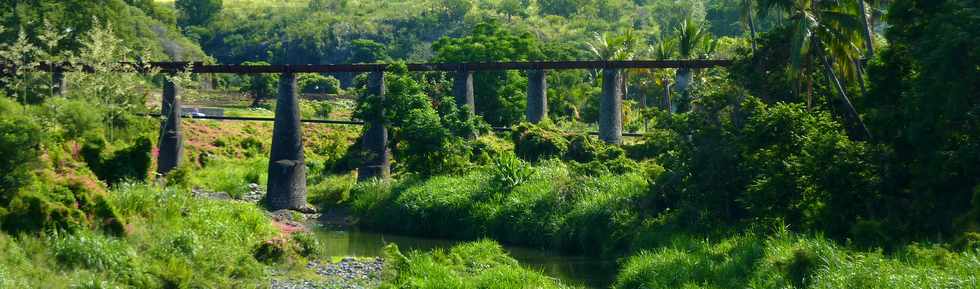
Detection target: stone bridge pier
<box><xmin>265</xmin><ymin>71</ymin><xmax>308</xmax><ymax>211</ymax></box>
<box><xmin>357</xmin><ymin>70</ymin><xmax>390</xmax><ymax>181</ymax></box>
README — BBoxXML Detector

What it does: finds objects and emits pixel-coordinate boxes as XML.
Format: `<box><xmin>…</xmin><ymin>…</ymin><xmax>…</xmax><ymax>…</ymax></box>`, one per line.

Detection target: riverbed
<box><xmin>312</xmin><ymin>227</ymin><xmax>619</xmax><ymax>288</ymax></box>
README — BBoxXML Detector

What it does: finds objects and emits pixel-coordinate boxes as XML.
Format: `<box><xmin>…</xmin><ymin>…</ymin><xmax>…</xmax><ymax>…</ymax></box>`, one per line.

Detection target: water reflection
<box><xmin>314</xmin><ymin>228</ymin><xmax>618</xmax><ymax>288</ymax></box>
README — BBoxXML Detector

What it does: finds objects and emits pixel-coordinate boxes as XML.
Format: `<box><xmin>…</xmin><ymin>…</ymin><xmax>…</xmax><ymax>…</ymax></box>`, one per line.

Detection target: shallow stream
<box><xmin>313</xmin><ymin>228</ymin><xmax>618</xmax><ymax>288</ymax></box>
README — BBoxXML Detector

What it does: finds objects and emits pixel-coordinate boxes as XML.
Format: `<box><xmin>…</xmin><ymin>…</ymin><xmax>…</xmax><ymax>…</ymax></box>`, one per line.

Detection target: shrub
<box><xmin>469</xmin><ymin>135</ymin><xmax>513</xmax><ymax>165</ymax></box>
<box><xmin>291</xmin><ymin>232</ymin><xmax>325</xmax><ymax>258</ymax></box>
<box><xmin>396</xmin><ymin>108</ymin><xmax>472</xmax><ymax>176</ymax></box>
<box><xmin>565</xmin><ymin>134</ymin><xmax>602</xmax><ymax>163</ymax></box>
<box><xmin>313</xmin><ymin>100</ymin><xmax>332</xmax><ymax>118</ymax></box>
<box><xmin>0</xmin><ymin>98</ymin><xmax>42</xmax><ymax>196</ymax></box>
<box><xmin>43</xmin><ymin>98</ymin><xmax>104</xmax><ymax>140</ymax></box>
<box><xmin>297</xmin><ymin>73</ymin><xmax>341</xmax><ymax>94</ymax></box>
<box><xmin>354</xmin><ymin>64</ymin><xmax>475</xmax><ymax>177</ymax></box>
<box><xmin>238</xmin><ymin>136</ymin><xmax>265</xmax><ymax>158</ymax></box>
<box><xmin>81</xmin><ymin>135</ymin><xmax>153</xmax><ymax>185</ymax></box>
<box><xmin>511</xmin><ymin>122</ymin><xmax>569</xmax><ymax>162</ymax></box>
<box><xmin>253</xmin><ymin>239</ymin><xmax>289</xmax><ymax>263</ymax></box>
<box><xmin>488</xmin><ymin>153</ymin><xmax>534</xmax><ymax>193</ymax></box>
<box><xmin>2</xmin><ymin>173</ymin><xmax>125</xmax><ymax>235</ymax></box>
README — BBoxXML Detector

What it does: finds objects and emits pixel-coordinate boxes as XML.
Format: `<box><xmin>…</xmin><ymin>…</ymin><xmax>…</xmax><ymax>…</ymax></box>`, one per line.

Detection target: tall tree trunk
<box><xmin>858</xmin><ymin>0</ymin><xmax>875</xmax><ymax>58</ymax></box>
<box><xmin>744</xmin><ymin>0</ymin><xmax>758</xmax><ymax>51</ymax></box>
<box><xmin>818</xmin><ymin>47</ymin><xmax>873</xmax><ymax>141</ymax></box>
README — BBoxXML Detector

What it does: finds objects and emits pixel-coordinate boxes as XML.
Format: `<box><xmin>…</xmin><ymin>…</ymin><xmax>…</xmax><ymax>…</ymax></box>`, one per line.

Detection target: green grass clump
<box><xmin>348</xmin><ymin>159</ymin><xmax>650</xmax><ymax>255</ymax></box>
<box><xmin>308</xmin><ymin>172</ymin><xmax>357</xmax><ymax>207</ymax></box>
<box><xmin>0</xmin><ymin>183</ymin><xmax>281</xmax><ymax>288</ymax></box>
<box><xmin>381</xmin><ymin>240</ymin><xmax>578</xmax><ymax>289</ymax></box>
<box><xmin>51</xmin><ymin>230</ymin><xmax>132</xmax><ymax>271</ymax></box>
<box><xmin>187</xmin><ymin>157</ymin><xmax>267</xmax><ymax>198</ymax></box>
<box><xmin>614</xmin><ymin>232</ymin><xmax>980</xmax><ymax>289</ymax></box>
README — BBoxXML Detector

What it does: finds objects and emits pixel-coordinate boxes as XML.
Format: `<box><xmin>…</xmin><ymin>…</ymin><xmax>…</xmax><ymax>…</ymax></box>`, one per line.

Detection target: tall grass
<box><xmin>0</xmin><ymin>183</ymin><xmax>279</xmax><ymax>288</ymax></box>
<box><xmin>348</xmin><ymin>160</ymin><xmax>650</xmax><ymax>255</ymax></box>
<box><xmin>383</xmin><ymin>240</ymin><xmax>578</xmax><ymax>289</ymax></box>
<box><xmin>187</xmin><ymin>157</ymin><xmax>268</xmax><ymax>198</ymax></box>
<box><xmin>614</xmin><ymin>232</ymin><xmax>980</xmax><ymax>289</ymax></box>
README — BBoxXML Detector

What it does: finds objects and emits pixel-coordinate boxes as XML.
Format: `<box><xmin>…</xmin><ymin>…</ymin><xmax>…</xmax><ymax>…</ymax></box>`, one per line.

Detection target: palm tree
<box><xmin>740</xmin><ymin>0</ymin><xmax>759</xmax><ymax>51</ymax></box>
<box><xmin>673</xmin><ymin>17</ymin><xmax>710</xmax><ymax>112</ymax></box>
<box><xmin>758</xmin><ymin>0</ymin><xmax>872</xmax><ymax>140</ymax></box>
<box><xmin>587</xmin><ymin>30</ymin><xmax>639</xmax><ymax>99</ymax></box>
<box><xmin>857</xmin><ymin>0</ymin><xmax>874</xmax><ymax>58</ymax></box>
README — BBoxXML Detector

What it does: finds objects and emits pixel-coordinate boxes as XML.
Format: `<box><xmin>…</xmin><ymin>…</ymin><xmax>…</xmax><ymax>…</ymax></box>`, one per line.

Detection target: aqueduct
<box><xmin>24</xmin><ymin>59</ymin><xmax>732</xmax><ymax>210</ymax></box>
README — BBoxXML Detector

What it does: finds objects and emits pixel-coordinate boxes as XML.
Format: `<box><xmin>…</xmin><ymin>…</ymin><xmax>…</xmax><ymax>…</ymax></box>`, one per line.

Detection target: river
<box><xmin>312</xmin><ymin>228</ymin><xmax>619</xmax><ymax>288</ymax></box>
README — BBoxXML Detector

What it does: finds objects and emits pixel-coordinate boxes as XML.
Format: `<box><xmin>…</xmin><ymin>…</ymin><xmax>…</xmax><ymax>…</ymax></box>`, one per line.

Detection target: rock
<box><xmin>191</xmin><ymin>188</ymin><xmax>233</xmax><ymax>200</ymax></box>
<box><xmin>241</xmin><ymin>183</ymin><xmax>266</xmax><ymax>203</ymax></box>
<box><xmin>271</xmin><ymin>257</ymin><xmax>385</xmax><ymax>289</ymax></box>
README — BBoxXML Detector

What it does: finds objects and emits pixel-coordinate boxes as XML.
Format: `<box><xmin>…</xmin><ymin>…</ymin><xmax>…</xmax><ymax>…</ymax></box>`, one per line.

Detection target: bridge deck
<box><xmin>11</xmin><ymin>60</ymin><xmax>732</xmax><ymax>74</ymax></box>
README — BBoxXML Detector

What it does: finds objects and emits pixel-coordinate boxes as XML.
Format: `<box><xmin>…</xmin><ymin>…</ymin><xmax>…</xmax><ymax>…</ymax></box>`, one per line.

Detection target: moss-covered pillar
<box><xmin>600</xmin><ymin>68</ymin><xmax>623</xmax><ymax>144</ymax></box>
<box><xmin>453</xmin><ymin>69</ymin><xmax>474</xmax><ymax>114</ymax></box>
<box><xmin>52</xmin><ymin>67</ymin><xmax>67</xmax><ymax>96</ymax></box>
<box><xmin>265</xmin><ymin>71</ymin><xmax>308</xmax><ymax>211</ymax></box>
<box><xmin>157</xmin><ymin>77</ymin><xmax>183</xmax><ymax>176</ymax></box>
<box><xmin>358</xmin><ymin>70</ymin><xmax>390</xmax><ymax>182</ymax></box>
<box><xmin>526</xmin><ymin>70</ymin><xmax>548</xmax><ymax>123</ymax></box>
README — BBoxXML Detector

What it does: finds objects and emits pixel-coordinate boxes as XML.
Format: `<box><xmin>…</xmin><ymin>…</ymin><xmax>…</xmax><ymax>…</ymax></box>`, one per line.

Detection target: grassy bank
<box><xmin>614</xmin><ymin>232</ymin><xmax>980</xmax><ymax>289</ymax></box>
<box><xmin>0</xmin><ymin>183</ymin><xmax>282</xmax><ymax>288</ymax></box>
<box><xmin>347</xmin><ymin>159</ymin><xmax>653</xmax><ymax>256</ymax></box>
<box><xmin>380</xmin><ymin>240</ymin><xmax>577</xmax><ymax>289</ymax></box>
<box><xmin>340</xmin><ymin>155</ymin><xmax>980</xmax><ymax>288</ymax></box>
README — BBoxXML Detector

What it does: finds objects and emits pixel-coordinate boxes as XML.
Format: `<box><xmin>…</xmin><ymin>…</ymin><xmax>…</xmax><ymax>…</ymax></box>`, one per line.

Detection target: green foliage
<box><xmin>380</xmin><ymin>240</ymin><xmax>573</xmax><ymax>289</ymax></box>
<box><xmin>644</xmin><ymin>92</ymin><xmax>881</xmax><ymax>241</ymax></box>
<box><xmin>511</xmin><ymin>122</ymin><xmax>569</xmax><ymax>163</ymax></box>
<box><xmin>433</xmin><ymin>22</ymin><xmax>543</xmax><ymax>126</ymax></box>
<box><xmin>101</xmin><ymin>183</ymin><xmax>277</xmax><ymax>287</ymax></box>
<box><xmin>538</xmin><ymin>0</ymin><xmax>589</xmax><ymax>17</ymax></box>
<box><xmin>1</xmin><ymin>170</ymin><xmax>126</xmax><ymax>236</ymax></box>
<box><xmin>291</xmin><ymin>232</ymin><xmax>326</xmax><ymax>259</ymax></box>
<box><xmin>0</xmin><ymin>0</ymin><xmax>205</xmax><ymax>60</ymax></box>
<box><xmin>51</xmin><ymin>230</ymin><xmax>132</xmax><ymax>271</ymax></box>
<box><xmin>615</xmin><ymin>233</ymin><xmax>980</xmax><ymax>289</ymax></box>
<box><xmin>80</xmin><ymin>135</ymin><xmax>153</xmax><ymax>185</ymax></box>
<box><xmin>858</xmin><ymin>0</ymin><xmax>980</xmax><ymax>240</ymax></box>
<box><xmin>297</xmin><ymin>73</ymin><xmax>341</xmax><ymax>94</ymax></box>
<box><xmin>487</xmin><ymin>153</ymin><xmax>534</xmax><ymax>192</ymax></box>
<box><xmin>176</xmin><ymin>0</ymin><xmax>223</xmax><ymax>27</ymax></box>
<box><xmin>187</xmin><ymin>157</ymin><xmax>267</xmax><ymax>199</ymax></box>
<box><xmin>239</xmin><ymin>61</ymin><xmax>279</xmax><ymax>107</ymax></box>
<box><xmin>354</xmin><ymin>63</ymin><xmax>476</xmax><ymax>177</ymax></box>
<box><xmin>0</xmin><ymin>98</ymin><xmax>41</xmax><ymax>196</ymax></box>
<box><xmin>42</xmin><ymin>98</ymin><xmax>104</xmax><ymax>140</ymax></box>
<box><xmin>308</xmin><ymin>173</ymin><xmax>356</xmax><ymax>207</ymax></box>
<box><xmin>349</xmin><ymin>39</ymin><xmax>389</xmax><ymax>64</ymax></box>
<box><xmin>349</xmin><ymin>161</ymin><xmax>649</xmax><ymax>255</ymax></box>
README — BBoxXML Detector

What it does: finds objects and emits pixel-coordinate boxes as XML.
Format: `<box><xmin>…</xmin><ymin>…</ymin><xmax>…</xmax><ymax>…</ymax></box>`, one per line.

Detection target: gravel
<box><xmin>270</xmin><ymin>257</ymin><xmax>385</xmax><ymax>289</ymax></box>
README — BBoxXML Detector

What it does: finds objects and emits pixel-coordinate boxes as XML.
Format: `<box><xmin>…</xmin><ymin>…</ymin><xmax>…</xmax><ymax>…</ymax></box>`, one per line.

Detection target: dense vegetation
<box><xmin>1</xmin><ymin>0</ymin><xmax>978</xmax><ymax>288</ymax></box>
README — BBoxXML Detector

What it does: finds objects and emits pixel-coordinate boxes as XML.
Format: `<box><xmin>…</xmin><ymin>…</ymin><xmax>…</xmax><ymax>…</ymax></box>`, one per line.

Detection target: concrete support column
<box><xmin>52</xmin><ymin>67</ymin><xmax>67</xmax><ymax>96</ymax></box>
<box><xmin>358</xmin><ymin>70</ymin><xmax>390</xmax><ymax>182</ymax></box>
<box><xmin>674</xmin><ymin>68</ymin><xmax>693</xmax><ymax>113</ymax></box>
<box><xmin>599</xmin><ymin>69</ymin><xmax>623</xmax><ymax>144</ymax></box>
<box><xmin>266</xmin><ymin>71</ymin><xmax>308</xmax><ymax>211</ymax></box>
<box><xmin>453</xmin><ymin>69</ymin><xmax>474</xmax><ymax>114</ymax></box>
<box><xmin>526</xmin><ymin>70</ymin><xmax>548</xmax><ymax>123</ymax></box>
<box><xmin>157</xmin><ymin>77</ymin><xmax>183</xmax><ymax>176</ymax></box>
<box><xmin>662</xmin><ymin>77</ymin><xmax>672</xmax><ymax>114</ymax></box>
